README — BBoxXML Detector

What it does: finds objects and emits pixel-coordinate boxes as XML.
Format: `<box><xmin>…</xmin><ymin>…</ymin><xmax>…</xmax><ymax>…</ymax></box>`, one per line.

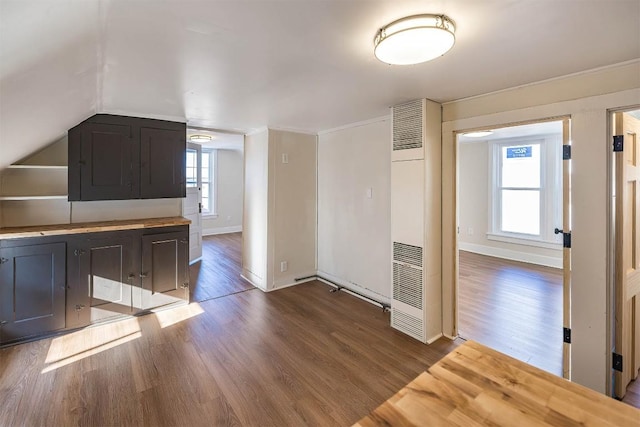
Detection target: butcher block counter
<box><xmin>0</xmin><ymin>216</ymin><xmax>190</xmax><ymax>240</ymax></box>
<box><xmin>354</xmin><ymin>340</ymin><xmax>640</xmax><ymax>427</ymax></box>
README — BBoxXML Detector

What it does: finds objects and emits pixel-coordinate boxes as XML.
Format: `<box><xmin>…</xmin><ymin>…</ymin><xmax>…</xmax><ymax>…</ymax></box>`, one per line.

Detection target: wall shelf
<box><xmin>0</xmin><ymin>195</ymin><xmax>68</xmax><ymax>201</ymax></box>
<box><xmin>6</xmin><ymin>165</ymin><xmax>68</xmax><ymax>170</ymax></box>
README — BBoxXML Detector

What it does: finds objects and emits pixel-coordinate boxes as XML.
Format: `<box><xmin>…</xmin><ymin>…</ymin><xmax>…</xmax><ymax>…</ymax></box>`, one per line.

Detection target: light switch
<box><xmin>282</xmin><ymin>153</ymin><xmax>289</xmax><ymax>164</ymax></box>
<box><xmin>366</xmin><ymin>187</ymin><xmax>373</xmax><ymax>199</ymax></box>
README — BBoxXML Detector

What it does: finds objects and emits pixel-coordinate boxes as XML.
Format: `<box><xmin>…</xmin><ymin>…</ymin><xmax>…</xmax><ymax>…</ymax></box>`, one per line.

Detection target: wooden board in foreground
<box><xmin>354</xmin><ymin>340</ymin><xmax>640</xmax><ymax>426</ymax></box>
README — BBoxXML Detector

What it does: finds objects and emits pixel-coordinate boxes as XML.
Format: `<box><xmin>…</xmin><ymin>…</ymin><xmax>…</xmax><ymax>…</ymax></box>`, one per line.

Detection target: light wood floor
<box><xmin>458</xmin><ymin>251</ymin><xmax>563</xmax><ymax>376</ymax></box>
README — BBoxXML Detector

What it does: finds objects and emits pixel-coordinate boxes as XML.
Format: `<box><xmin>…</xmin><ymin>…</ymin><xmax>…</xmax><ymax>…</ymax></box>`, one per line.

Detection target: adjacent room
<box><xmin>1</xmin><ymin>1</ymin><xmax>639</xmax><ymax>425</ymax></box>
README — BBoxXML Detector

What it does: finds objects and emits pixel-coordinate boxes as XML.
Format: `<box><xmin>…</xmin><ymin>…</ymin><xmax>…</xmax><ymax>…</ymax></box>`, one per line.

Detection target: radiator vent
<box><xmin>393</xmin><ymin>100</ymin><xmax>423</xmax><ymax>151</ymax></box>
<box><xmin>393</xmin><ymin>242</ymin><xmax>423</xmax><ymax>268</ymax></box>
<box><xmin>393</xmin><ymin>263</ymin><xmax>423</xmax><ymax>310</ymax></box>
<box><xmin>391</xmin><ymin>308</ymin><xmax>424</xmax><ymax>341</ymax></box>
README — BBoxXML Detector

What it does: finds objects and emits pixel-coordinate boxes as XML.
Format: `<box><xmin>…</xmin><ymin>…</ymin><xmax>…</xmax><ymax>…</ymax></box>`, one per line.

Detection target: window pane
<box><xmin>186</xmin><ymin>150</ymin><xmax>196</xmax><ymax>167</ymax></box>
<box><xmin>501</xmin><ymin>189</ymin><xmax>540</xmax><ymax>235</ymax></box>
<box><xmin>186</xmin><ymin>150</ymin><xmax>197</xmax><ymax>187</ymax></box>
<box><xmin>201</xmin><ymin>183</ymin><xmax>210</xmax><ymax>212</ymax></box>
<box><xmin>502</xmin><ymin>144</ymin><xmax>540</xmax><ymax>188</ymax></box>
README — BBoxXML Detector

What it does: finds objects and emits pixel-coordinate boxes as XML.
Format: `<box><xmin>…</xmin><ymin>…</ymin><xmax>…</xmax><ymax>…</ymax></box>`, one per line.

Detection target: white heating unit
<box><xmin>390</xmin><ymin>99</ymin><xmax>442</xmax><ymax>343</ymax></box>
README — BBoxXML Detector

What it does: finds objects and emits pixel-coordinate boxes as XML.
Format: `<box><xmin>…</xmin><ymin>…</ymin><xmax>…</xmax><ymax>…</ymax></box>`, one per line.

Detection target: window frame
<box><xmin>201</xmin><ymin>149</ymin><xmax>218</xmax><ymax>217</ymax></box>
<box><xmin>488</xmin><ymin>135</ymin><xmax>562</xmax><ymax>247</ymax></box>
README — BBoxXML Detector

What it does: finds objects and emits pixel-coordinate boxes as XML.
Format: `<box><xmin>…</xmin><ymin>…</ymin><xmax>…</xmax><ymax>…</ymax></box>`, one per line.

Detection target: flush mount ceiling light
<box><xmin>189</xmin><ymin>134</ymin><xmax>213</xmax><ymax>142</ymax></box>
<box><xmin>463</xmin><ymin>130</ymin><xmax>494</xmax><ymax>138</ymax></box>
<box><xmin>374</xmin><ymin>14</ymin><xmax>456</xmax><ymax>65</ymax></box>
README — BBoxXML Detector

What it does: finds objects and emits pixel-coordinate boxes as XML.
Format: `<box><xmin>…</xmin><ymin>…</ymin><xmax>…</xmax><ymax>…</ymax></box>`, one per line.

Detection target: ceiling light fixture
<box><xmin>189</xmin><ymin>134</ymin><xmax>213</xmax><ymax>142</ymax></box>
<box><xmin>463</xmin><ymin>130</ymin><xmax>494</xmax><ymax>138</ymax></box>
<box><xmin>374</xmin><ymin>14</ymin><xmax>456</xmax><ymax>65</ymax></box>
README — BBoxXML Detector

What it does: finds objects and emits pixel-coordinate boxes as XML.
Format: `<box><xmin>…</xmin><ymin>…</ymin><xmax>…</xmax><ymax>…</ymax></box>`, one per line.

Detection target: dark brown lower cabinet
<box><xmin>67</xmin><ymin>226</ymin><xmax>189</xmax><ymax>329</ymax></box>
<box><xmin>141</xmin><ymin>231</ymin><xmax>189</xmax><ymax>310</ymax></box>
<box><xmin>0</xmin><ymin>241</ymin><xmax>66</xmax><ymax>344</ymax></box>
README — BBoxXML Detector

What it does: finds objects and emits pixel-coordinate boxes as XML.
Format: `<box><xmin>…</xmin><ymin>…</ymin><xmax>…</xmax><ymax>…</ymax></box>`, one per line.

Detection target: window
<box><xmin>201</xmin><ymin>149</ymin><xmax>217</xmax><ymax>215</ymax></box>
<box><xmin>489</xmin><ymin>136</ymin><xmax>561</xmax><ymax>245</ymax></box>
<box><xmin>186</xmin><ymin>149</ymin><xmax>198</xmax><ymax>188</ymax></box>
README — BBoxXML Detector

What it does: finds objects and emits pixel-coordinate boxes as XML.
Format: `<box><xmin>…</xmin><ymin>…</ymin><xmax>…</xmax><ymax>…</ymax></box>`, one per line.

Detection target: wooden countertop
<box><xmin>0</xmin><ymin>216</ymin><xmax>190</xmax><ymax>240</ymax></box>
<box><xmin>354</xmin><ymin>340</ymin><xmax>640</xmax><ymax>426</ymax></box>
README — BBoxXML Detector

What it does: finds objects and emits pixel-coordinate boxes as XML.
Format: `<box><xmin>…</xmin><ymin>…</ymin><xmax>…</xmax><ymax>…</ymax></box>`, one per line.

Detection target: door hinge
<box><xmin>563</xmin><ymin>327</ymin><xmax>571</xmax><ymax>344</ymax></box>
<box><xmin>613</xmin><ymin>352</ymin><xmax>623</xmax><ymax>372</ymax></box>
<box><xmin>555</xmin><ymin>228</ymin><xmax>571</xmax><ymax>248</ymax></box>
<box><xmin>198</xmin><ymin>202</ymin><xmax>202</xmax><ymax>214</ymax></box>
<box><xmin>562</xmin><ymin>144</ymin><xmax>571</xmax><ymax>160</ymax></box>
<box><xmin>613</xmin><ymin>135</ymin><xmax>624</xmax><ymax>152</ymax></box>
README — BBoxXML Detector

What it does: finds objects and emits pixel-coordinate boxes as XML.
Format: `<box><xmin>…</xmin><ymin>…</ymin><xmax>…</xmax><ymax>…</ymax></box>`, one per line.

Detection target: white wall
<box><xmin>317</xmin><ymin>118</ymin><xmax>391</xmax><ymax>303</ymax></box>
<box><xmin>458</xmin><ymin>139</ymin><xmax>563</xmax><ymax>268</ymax></box>
<box><xmin>270</xmin><ymin>130</ymin><xmax>317</xmax><ymax>288</ymax></box>
<box><xmin>242</xmin><ymin>128</ymin><xmax>317</xmax><ymax>291</ymax></box>
<box><xmin>242</xmin><ymin>130</ymin><xmax>269</xmax><ymax>289</ymax></box>
<box><xmin>442</xmin><ymin>60</ymin><xmax>640</xmax><ymax>394</ymax></box>
<box><xmin>203</xmin><ymin>149</ymin><xmax>243</xmax><ymax>235</ymax></box>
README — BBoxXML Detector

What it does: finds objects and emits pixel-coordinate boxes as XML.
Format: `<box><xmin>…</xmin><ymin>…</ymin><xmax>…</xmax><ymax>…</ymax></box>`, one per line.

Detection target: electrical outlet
<box><xmin>282</xmin><ymin>153</ymin><xmax>289</xmax><ymax>164</ymax></box>
<box><xmin>366</xmin><ymin>187</ymin><xmax>373</xmax><ymax>199</ymax></box>
<box><xmin>280</xmin><ymin>261</ymin><xmax>288</xmax><ymax>272</ymax></box>
<box><xmin>468</xmin><ymin>227</ymin><xmax>474</xmax><ymax>235</ymax></box>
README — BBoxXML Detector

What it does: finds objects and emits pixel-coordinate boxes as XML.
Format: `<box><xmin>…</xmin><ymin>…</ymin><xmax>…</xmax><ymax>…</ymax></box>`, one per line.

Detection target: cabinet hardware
<box><xmin>180</xmin><ymin>239</ymin><xmax>188</xmax><ymax>244</ymax></box>
<box><xmin>128</xmin><ymin>273</ymin><xmax>136</xmax><ymax>280</ymax></box>
<box><xmin>139</xmin><ymin>272</ymin><xmax>148</xmax><ymax>278</ymax></box>
<box><xmin>180</xmin><ymin>283</ymin><xmax>189</xmax><ymax>289</ymax></box>
<box><xmin>0</xmin><ymin>257</ymin><xmax>8</xmax><ymax>264</ymax></box>
<box><xmin>0</xmin><ymin>320</ymin><xmax>7</xmax><ymax>325</ymax></box>
<box><xmin>73</xmin><ymin>249</ymin><xmax>86</xmax><ymax>256</ymax></box>
<box><xmin>75</xmin><ymin>304</ymin><xmax>86</xmax><ymax>311</ymax></box>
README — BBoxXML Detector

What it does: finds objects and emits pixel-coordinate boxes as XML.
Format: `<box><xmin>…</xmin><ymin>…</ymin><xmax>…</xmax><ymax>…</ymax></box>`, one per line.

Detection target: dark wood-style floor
<box><xmin>189</xmin><ymin>232</ymin><xmax>254</xmax><ymax>303</ymax></box>
<box><xmin>0</xmin><ymin>281</ymin><xmax>460</xmax><ymax>426</ymax></box>
<box><xmin>458</xmin><ymin>250</ymin><xmax>563</xmax><ymax>376</ymax></box>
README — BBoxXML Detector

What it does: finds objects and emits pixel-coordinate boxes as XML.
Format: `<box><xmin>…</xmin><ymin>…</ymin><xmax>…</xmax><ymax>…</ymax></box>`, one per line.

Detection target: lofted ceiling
<box><xmin>1</xmin><ymin>0</ymin><xmax>639</xmax><ymax>169</ymax></box>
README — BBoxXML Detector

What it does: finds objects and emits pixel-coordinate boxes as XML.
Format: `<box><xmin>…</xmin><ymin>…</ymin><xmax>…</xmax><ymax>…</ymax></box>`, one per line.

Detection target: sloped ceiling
<box><xmin>1</xmin><ymin>0</ymin><xmax>639</xmax><ymax>169</ymax></box>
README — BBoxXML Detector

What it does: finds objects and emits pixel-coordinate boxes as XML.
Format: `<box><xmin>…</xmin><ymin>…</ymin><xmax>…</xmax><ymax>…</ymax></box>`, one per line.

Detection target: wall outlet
<box><xmin>282</xmin><ymin>153</ymin><xmax>289</xmax><ymax>164</ymax></box>
<box><xmin>366</xmin><ymin>187</ymin><xmax>373</xmax><ymax>199</ymax></box>
<box><xmin>468</xmin><ymin>227</ymin><xmax>474</xmax><ymax>235</ymax></box>
<box><xmin>280</xmin><ymin>261</ymin><xmax>288</xmax><ymax>272</ymax></box>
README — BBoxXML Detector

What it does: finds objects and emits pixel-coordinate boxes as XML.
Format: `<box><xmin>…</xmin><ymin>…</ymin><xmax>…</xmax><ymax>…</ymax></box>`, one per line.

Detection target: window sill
<box><xmin>486</xmin><ymin>232</ymin><xmax>562</xmax><ymax>250</ymax></box>
<box><xmin>202</xmin><ymin>213</ymin><xmax>218</xmax><ymax>219</ymax></box>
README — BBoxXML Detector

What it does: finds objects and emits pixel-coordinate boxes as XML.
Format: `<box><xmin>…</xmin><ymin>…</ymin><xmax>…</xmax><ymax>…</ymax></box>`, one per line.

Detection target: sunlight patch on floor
<box><xmin>42</xmin><ymin>317</ymin><xmax>141</xmax><ymax>374</ymax></box>
<box><xmin>153</xmin><ymin>302</ymin><xmax>204</xmax><ymax>328</ymax></box>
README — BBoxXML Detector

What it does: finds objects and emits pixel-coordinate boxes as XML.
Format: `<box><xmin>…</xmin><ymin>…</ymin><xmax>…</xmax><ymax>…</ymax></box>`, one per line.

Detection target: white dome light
<box><xmin>374</xmin><ymin>14</ymin><xmax>456</xmax><ymax>65</ymax></box>
<box><xmin>463</xmin><ymin>130</ymin><xmax>494</xmax><ymax>138</ymax></box>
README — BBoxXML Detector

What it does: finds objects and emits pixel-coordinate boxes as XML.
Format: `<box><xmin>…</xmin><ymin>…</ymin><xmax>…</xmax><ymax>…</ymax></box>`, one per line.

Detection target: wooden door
<box><xmin>140</xmin><ymin>126</ymin><xmax>186</xmax><ymax>199</ymax></box>
<box><xmin>183</xmin><ymin>142</ymin><xmax>203</xmax><ymax>262</ymax></box>
<box><xmin>69</xmin><ymin>122</ymin><xmax>134</xmax><ymax>201</ymax></box>
<box><xmin>0</xmin><ymin>242</ymin><xmax>66</xmax><ymax>343</ymax></box>
<box><xmin>141</xmin><ymin>230</ymin><xmax>189</xmax><ymax>310</ymax></box>
<box><xmin>67</xmin><ymin>233</ymin><xmax>139</xmax><ymax>328</ymax></box>
<box><xmin>614</xmin><ymin>111</ymin><xmax>640</xmax><ymax>398</ymax></box>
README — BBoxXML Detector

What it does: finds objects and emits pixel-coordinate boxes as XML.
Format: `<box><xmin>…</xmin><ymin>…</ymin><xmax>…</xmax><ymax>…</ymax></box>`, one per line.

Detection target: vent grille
<box><xmin>391</xmin><ymin>308</ymin><xmax>423</xmax><ymax>341</ymax></box>
<box><xmin>393</xmin><ymin>100</ymin><xmax>423</xmax><ymax>151</ymax></box>
<box><xmin>393</xmin><ymin>242</ymin><xmax>423</xmax><ymax>268</ymax></box>
<box><xmin>393</xmin><ymin>263</ymin><xmax>423</xmax><ymax>310</ymax></box>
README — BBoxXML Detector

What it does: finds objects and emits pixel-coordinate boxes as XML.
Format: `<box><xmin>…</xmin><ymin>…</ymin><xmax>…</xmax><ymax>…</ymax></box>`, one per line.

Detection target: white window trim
<box><xmin>488</xmin><ymin>134</ymin><xmax>563</xmax><ymax>247</ymax></box>
<box><xmin>201</xmin><ymin>149</ymin><xmax>218</xmax><ymax>217</ymax></box>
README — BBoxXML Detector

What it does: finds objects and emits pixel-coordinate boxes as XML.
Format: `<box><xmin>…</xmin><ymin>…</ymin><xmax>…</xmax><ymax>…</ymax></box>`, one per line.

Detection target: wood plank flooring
<box><xmin>458</xmin><ymin>251</ymin><xmax>563</xmax><ymax>376</ymax></box>
<box><xmin>189</xmin><ymin>232</ymin><xmax>254</xmax><ymax>303</ymax></box>
<box><xmin>0</xmin><ymin>281</ymin><xmax>460</xmax><ymax>426</ymax></box>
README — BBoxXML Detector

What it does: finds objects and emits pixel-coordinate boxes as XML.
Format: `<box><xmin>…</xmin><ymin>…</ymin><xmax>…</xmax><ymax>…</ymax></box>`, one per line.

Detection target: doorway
<box><xmin>456</xmin><ymin>118</ymin><xmax>570</xmax><ymax>377</ymax></box>
<box><xmin>610</xmin><ymin>107</ymin><xmax>640</xmax><ymax>400</ymax></box>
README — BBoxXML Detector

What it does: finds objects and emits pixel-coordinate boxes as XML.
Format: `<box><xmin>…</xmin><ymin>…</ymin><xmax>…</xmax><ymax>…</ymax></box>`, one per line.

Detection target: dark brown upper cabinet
<box><xmin>68</xmin><ymin>114</ymin><xmax>186</xmax><ymax>201</ymax></box>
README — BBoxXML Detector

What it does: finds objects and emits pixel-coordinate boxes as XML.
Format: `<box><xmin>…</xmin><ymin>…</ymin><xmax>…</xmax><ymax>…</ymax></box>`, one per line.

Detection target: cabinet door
<box><xmin>141</xmin><ymin>231</ymin><xmax>189</xmax><ymax>309</ymax></box>
<box><xmin>140</xmin><ymin>126</ymin><xmax>186</xmax><ymax>199</ymax></box>
<box><xmin>0</xmin><ymin>242</ymin><xmax>66</xmax><ymax>343</ymax></box>
<box><xmin>67</xmin><ymin>234</ymin><xmax>140</xmax><ymax>328</ymax></box>
<box><xmin>72</xmin><ymin>122</ymin><xmax>135</xmax><ymax>201</ymax></box>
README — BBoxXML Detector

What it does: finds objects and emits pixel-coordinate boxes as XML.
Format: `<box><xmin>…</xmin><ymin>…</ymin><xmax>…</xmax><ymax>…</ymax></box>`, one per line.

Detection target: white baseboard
<box><xmin>459</xmin><ymin>242</ymin><xmax>562</xmax><ymax>269</ymax></box>
<box><xmin>203</xmin><ymin>225</ymin><xmax>242</xmax><ymax>236</ymax></box>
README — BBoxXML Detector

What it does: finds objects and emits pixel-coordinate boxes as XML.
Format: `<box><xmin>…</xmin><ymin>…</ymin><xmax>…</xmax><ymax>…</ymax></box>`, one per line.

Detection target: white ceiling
<box><xmin>1</xmin><ymin>0</ymin><xmax>639</xmax><ymax>168</ymax></box>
